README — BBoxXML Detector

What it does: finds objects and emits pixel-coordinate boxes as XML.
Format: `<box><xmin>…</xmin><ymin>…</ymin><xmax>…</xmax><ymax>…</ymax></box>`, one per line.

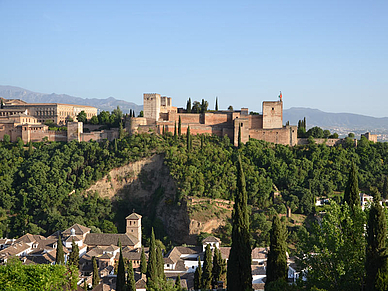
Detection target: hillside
<box><xmin>0</xmin><ymin>85</ymin><xmax>142</xmax><ymax>114</ymax></box>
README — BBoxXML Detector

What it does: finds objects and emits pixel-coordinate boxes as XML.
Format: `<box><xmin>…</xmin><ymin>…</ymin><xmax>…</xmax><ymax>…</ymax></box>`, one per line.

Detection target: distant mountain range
<box><xmin>0</xmin><ymin>85</ymin><xmax>143</xmax><ymax>115</ymax></box>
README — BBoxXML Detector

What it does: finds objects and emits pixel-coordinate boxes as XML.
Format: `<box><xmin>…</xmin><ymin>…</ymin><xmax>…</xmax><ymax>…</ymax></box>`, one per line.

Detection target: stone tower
<box><xmin>262</xmin><ymin>100</ymin><xmax>283</xmax><ymax>129</ymax></box>
<box><xmin>143</xmin><ymin>93</ymin><xmax>161</xmax><ymax>121</ymax></box>
<box><xmin>126</xmin><ymin>213</ymin><xmax>142</xmax><ymax>246</ymax></box>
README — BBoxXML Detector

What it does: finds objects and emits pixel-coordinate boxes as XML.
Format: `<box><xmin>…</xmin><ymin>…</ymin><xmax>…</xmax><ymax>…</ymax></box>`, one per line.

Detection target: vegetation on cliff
<box><xmin>1</xmin><ymin>131</ymin><xmax>388</xmax><ymax>246</ymax></box>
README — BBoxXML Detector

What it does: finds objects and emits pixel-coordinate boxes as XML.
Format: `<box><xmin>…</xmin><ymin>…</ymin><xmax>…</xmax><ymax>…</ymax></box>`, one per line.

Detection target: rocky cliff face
<box><xmin>86</xmin><ymin>154</ymin><xmax>230</xmax><ymax>244</ymax></box>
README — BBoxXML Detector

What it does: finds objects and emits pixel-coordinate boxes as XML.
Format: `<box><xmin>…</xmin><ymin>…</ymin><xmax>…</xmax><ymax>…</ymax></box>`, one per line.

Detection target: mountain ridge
<box><xmin>0</xmin><ymin>85</ymin><xmax>143</xmax><ymax>114</ymax></box>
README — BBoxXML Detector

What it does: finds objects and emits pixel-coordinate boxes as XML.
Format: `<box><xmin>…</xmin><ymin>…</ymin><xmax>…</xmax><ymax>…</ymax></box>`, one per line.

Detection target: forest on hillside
<box><xmin>1</xmin><ymin>132</ymin><xmax>388</xmax><ymax>247</ymax></box>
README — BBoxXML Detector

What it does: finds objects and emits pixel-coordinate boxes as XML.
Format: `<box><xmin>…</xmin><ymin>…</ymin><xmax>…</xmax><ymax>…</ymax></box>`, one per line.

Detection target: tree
<box><xmin>0</xmin><ymin>99</ymin><xmax>3</xmax><ymax>109</ymax></box>
<box><xmin>323</xmin><ymin>129</ymin><xmax>331</xmax><ymax>138</ymax></box>
<box><xmin>156</xmin><ymin>245</ymin><xmax>166</xmax><ymax>280</ymax></box>
<box><xmin>297</xmin><ymin>202</ymin><xmax>365</xmax><ymax>290</ymax></box>
<box><xmin>55</xmin><ymin>236</ymin><xmax>65</xmax><ymax>265</ymax></box>
<box><xmin>92</xmin><ymin>256</ymin><xmax>100</xmax><ymax>288</ymax></box>
<box><xmin>212</xmin><ymin>247</ymin><xmax>226</xmax><ymax>288</ymax></box>
<box><xmin>77</xmin><ymin>111</ymin><xmax>87</xmax><ymax>123</ymax></box>
<box><xmin>201</xmin><ymin>99</ymin><xmax>208</xmax><ymax>113</ymax></box>
<box><xmin>227</xmin><ymin>154</ymin><xmax>252</xmax><ymax>291</ymax></box>
<box><xmin>202</xmin><ymin>244</ymin><xmax>213</xmax><ymax>289</ymax></box>
<box><xmin>194</xmin><ymin>257</ymin><xmax>202</xmax><ymax>290</ymax></box>
<box><xmin>382</xmin><ymin>176</ymin><xmax>388</xmax><ymax>200</ymax></box>
<box><xmin>178</xmin><ymin>116</ymin><xmax>182</xmax><ymax>136</ymax></box>
<box><xmin>3</xmin><ymin>134</ymin><xmax>10</xmax><ymax>143</ymax></box>
<box><xmin>90</xmin><ymin>115</ymin><xmax>99</xmax><ymax>125</ymax></box>
<box><xmin>366</xmin><ymin>194</ymin><xmax>388</xmax><ymax>290</ymax></box>
<box><xmin>344</xmin><ymin>162</ymin><xmax>359</xmax><ymax>210</ymax></box>
<box><xmin>307</xmin><ymin>126</ymin><xmax>324</xmax><ymax>138</ymax></box>
<box><xmin>140</xmin><ymin>247</ymin><xmax>147</xmax><ymax>274</ymax></box>
<box><xmin>238</xmin><ymin>123</ymin><xmax>242</xmax><ymax>148</ymax></box>
<box><xmin>119</xmin><ymin>122</ymin><xmax>125</xmax><ymax>139</ymax></box>
<box><xmin>175</xmin><ymin>275</ymin><xmax>182</xmax><ymax>291</ymax></box>
<box><xmin>147</xmin><ymin>228</ymin><xmax>157</xmax><ymax>287</ymax></box>
<box><xmin>192</xmin><ymin>101</ymin><xmax>201</xmax><ymax>113</ymax></box>
<box><xmin>187</xmin><ymin>126</ymin><xmax>192</xmax><ymax>152</ymax></box>
<box><xmin>215</xmin><ymin>97</ymin><xmax>219</xmax><ymax>111</ymax></box>
<box><xmin>127</xmin><ymin>260</ymin><xmax>136</xmax><ymax>291</ymax></box>
<box><xmin>348</xmin><ymin>132</ymin><xmax>355</xmax><ymax>138</ymax></box>
<box><xmin>116</xmin><ymin>247</ymin><xmax>126</xmax><ymax>291</ymax></box>
<box><xmin>138</xmin><ymin>110</ymin><xmax>143</xmax><ymax>117</ymax></box>
<box><xmin>186</xmin><ymin>98</ymin><xmax>192</xmax><ymax>113</ymax></box>
<box><xmin>265</xmin><ymin>215</ymin><xmax>288</xmax><ymax>288</ymax></box>
<box><xmin>228</xmin><ymin>105</ymin><xmax>234</xmax><ymax>111</ymax></box>
<box><xmin>174</xmin><ymin>121</ymin><xmax>177</xmax><ymax>138</ymax></box>
<box><xmin>68</xmin><ymin>239</ymin><xmax>79</xmax><ymax>268</ymax></box>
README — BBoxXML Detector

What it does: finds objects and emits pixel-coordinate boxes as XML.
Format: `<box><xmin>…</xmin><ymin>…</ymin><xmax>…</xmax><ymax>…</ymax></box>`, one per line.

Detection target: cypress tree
<box><xmin>127</xmin><ymin>260</ymin><xmax>136</xmax><ymax>291</ymax></box>
<box><xmin>212</xmin><ymin>246</ymin><xmax>226</xmax><ymax>288</ymax></box>
<box><xmin>366</xmin><ymin>194</ymin><xmax>388</xmax><ymax>290</ymax></box>
<box><xmin>187</xmin><ymin>98</ymin><xmax>192</xmax><ymax>113</ymax></box>
<box><xmin>382</xmin><ymin>176</ymin><xmax>388</xmax><ymax>200</ymax></box>
<box><xmin>162</xmin><ymin>125</ymin><xmax>165</xmax><ymax>135</ymax></box>
<box><xmin>174</xmin><ymin>121</ymin><xmax>177</xmax><ymax>139</ymax></box>
<box><xmin>146</xmin><ymin>228</ymin><xmax>157</xmax><ymax>287</ymax></box>
<box><xmin>238</xmin><ymin>123</ymin><xmax>242</xmax><ymax>148</ymax></box>
<box><xmin>55</xmin><ymin>236</ymin><xmax>64</xmax><ymax>265</ymax></box>
<box><xmin>156</xmin><ymin>245</ymin><xmax>166</xmax><ymax>280</ymax></box>
<box><xmin>344</xmin><ymin>162</ymin><xmax>360</xmax><ymax>210</ymax></box>
<box><xmin>140</xmin><ymin>247</ymin><xmax>147</xmax><ymax>274</ymax></box>
<box><xmin>227</xmin><ymin>154</ymin><xmax>252</xmax><ymax>291</ymax></box>
<box><xmin>68</xmin><ymin>239</ymin><xmax>79</xmax><ymax>268</ymax></box>
<box><xmin>265</xmin><ymin>215</ymin><xmax>288</xmax><ymax>288</ymax></box>
<box><xmin>175</xmin><ymin>275</ymin><xmax>182</xmax><ymax>291</ymax></box>
<box><xmin>92</xmin><ymin>256</ymin><xmax>100</xmax><ymax>288</ymax></box>
<box><xmin>116</xmin><ymin>247</ymin><xmax>126</xmax><ymax>291</ymax></box>
<box><xmin>28</xmin><ymin>141</ymin><xmax>33</xmax><ymax>156</ymax></box>
<box><xmin>202</xmin><ymin>244</ymin><xmax>213</xmax><ymax>289</ymax></box>
<box><xmin>178</xmin><ymin>116</ymin><xmax>182</xmax><ymax>136</ymax></box>
<box><xmin>215</xmin><ymin>97</ymin><xmax>218</xmax><ymax>111</ymax></box>
<box><xmin>187</xmin><ymin>126</ymin><xmax>192</xmax><ymax>152</ymax></box>
<box><xmin>0</xmin><ymin>99</ymin><xmax>3</xmax><ymax>109</ymax></box>
<box><xmin>194</xmin><ymin>257</ymin><xmax>203</xmax><ymax>290</ymax></box>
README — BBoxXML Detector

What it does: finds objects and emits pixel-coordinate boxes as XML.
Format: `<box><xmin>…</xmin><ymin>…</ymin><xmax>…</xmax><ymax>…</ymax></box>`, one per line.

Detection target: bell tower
<box><xmin>126</xmin><ymin>213</ymin><xmax>142</xmax><ymax>246</ymax></box>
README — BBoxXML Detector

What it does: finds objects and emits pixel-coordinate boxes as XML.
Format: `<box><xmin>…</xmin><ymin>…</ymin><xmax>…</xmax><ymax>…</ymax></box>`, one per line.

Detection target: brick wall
<box><xmin>249</xmin><ymin>115</ymin><xmax>263</xmax><ymax>129</ymax></box>
<box><xmin>249</xmin><ymin>126</ymin><xmax>297</xmax><ymax>146</ymax></box>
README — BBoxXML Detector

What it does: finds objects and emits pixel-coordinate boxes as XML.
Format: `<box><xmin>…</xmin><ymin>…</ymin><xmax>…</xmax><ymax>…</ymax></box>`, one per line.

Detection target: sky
<box><xmin>1</xmin><ymin>0</ymin><xmax>387</xmax><ymax>117</ymax></box>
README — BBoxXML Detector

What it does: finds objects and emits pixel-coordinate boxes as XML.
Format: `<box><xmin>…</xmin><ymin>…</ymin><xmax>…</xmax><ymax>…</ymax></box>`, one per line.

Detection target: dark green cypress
<box><xmin>238</xmin><ymin>123</ymin><xmax>242</xmax><ymax>148</ymax></box>
<box><xmin>0</xmin><ymin>99</ymin><xmax>3</xmax><ymax>109</ymax></box>
<box><xmin>174</xmin><ymin>121</ymin><xmax>177</xmax><ymax>139</ymax></box>
<box><xmin>212</xmin><ymin>247</ymin><xmax>222</xmax><ymax>288</ymax></box>
<box><xmin>28</xmin><ymin>142</ymin><xmax>33</xmax><ymax>156</ymax></box>
<box><xmin>92</xmin><ymin>256</ymin><xmax>100</xmax><ymax>288</ymax></box>
<box><xmin>227</xmin><ymin>154</ymin><xmax>252</xmax><ymax>291</ymax></box>
<box><xmin>382</xmin><ymin>176</ymin><xmax>388</xmax><ymax>200</ymax></box>
<box><xmin>344</xmin><ymin>162</ymin><xmax>360</xmax><ymax>210</ymax></box>
<box><xmin>162</xmin><ymin>125</ymin><xmax>165</xmax><ymax>135</ymax></box>
<box><xmin>187</xmin><ymin>126</ymin><xmax>191</xmax><ymax>152</ymax></box>
<box><xmin>187</xmin><ymin>98</ymin><xmax>192</xmax><ymax>113</ymax></box>
<box><xmin>127</xmin><ymin>260</ymin><xmax>136</xmax><ymax>291</ymax></box>
<box><xmin>215</xmin><ymin>97</ymin><xmax>219</xmax><ymax>111</ymax></box>
<box><xmin>194</xmin><ymin>257</ymin><xmax>203</xmax><ymax>290</ymax></box>
<box><xmin>146</xmin><ymin>228</ymin><xmax>157</xmax><ymax>287</ymax></box>
<box><xmin>140</xmin><ymin>247</ymin><xmax>147</xmax><ymax>274</ymax></box>
<box><xmin>366</xmin><ymin>195</ymin><xmax>388</xmax><ymax>290</ymax></box>
<box><xmin>265</xmin><ymin>215</ymin><xmax>288</xmax><ymax>288</ymax></box>
<box><xmin>175</xmin><ymin>275</ymin><xmax>182</xmax><ymax>291</ymax></box>
<box><xmin>55</xmin><ymin>236</ymin><xmax>64</xmax><ymax>265</ymax></box>
<box><xmin>116</xmin><ymin>247</ymin><xmax>126</xmax><ymax>291</ymax></box>
<box><xmin>156</xmin><ymin>245</ymin><xmax>166</xmax><ymax>280</ymax></box>
<box><xmin>202</xmin><ymin>244</ymin><xmax>213</xmax><ymax>289</ymax></box>
<box><xmin>68</xmin><ymin>239</ymin><xmax>79</xmax><ymax>268</ymax></box>
<box><xmin>178</xmin><ymin>116</ymin><xmax>182</xmax><ymax>136</ymax></box>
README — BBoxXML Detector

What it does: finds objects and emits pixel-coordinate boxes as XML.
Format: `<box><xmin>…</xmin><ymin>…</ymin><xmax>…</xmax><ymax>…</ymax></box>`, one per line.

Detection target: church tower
<box><xmin>126</xmin><ymin>213</ymin><xmax>142</xmax><ymax>246</ymax></box>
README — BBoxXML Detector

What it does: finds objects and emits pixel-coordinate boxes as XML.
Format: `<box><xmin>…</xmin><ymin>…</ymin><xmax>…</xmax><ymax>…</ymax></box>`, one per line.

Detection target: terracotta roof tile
<box><xmin>84</xmin><ymin>233</ymin><xmax>138</xmax><ymax>247</ymax></box>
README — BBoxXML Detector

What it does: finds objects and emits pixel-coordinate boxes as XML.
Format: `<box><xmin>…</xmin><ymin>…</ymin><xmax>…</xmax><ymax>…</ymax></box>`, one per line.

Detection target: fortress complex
<box><xmin>129</xmin><ymin>93</ymin><xmax>298</xmax><ymax>146</ymax></box>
